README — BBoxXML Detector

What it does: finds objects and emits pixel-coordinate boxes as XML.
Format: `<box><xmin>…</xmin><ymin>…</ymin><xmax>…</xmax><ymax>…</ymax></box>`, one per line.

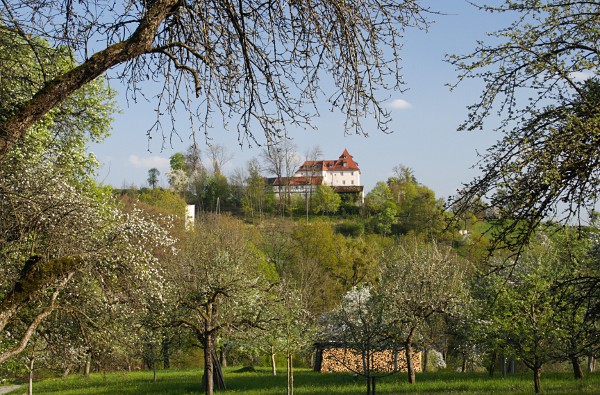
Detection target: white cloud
<box><xmin>128</xmin><ymin>155</ymin><xmax>169</xmax><ymax>169</ymax></box>
<box><xmin>388</xmin><ymin>99</ymin><xmax>413</xmax><ymax>110</ymax></box>
<box><xmin>569</xmin><ymin>71</ymin><xmax>594</xmax><ymax>82</ymax></box>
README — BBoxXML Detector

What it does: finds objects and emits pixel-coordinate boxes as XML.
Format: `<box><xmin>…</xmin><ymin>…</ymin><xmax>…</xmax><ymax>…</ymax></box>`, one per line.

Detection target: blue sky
<box><xmin>90</xmin><ymin>1</ymin><xmax>513</xmax><ymax>200</ymax></box>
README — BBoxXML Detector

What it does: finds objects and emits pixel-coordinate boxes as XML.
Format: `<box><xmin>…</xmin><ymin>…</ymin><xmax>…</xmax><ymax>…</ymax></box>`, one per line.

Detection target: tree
<box><xmin>262</xmin><ymin>140</ymin><xmax>301</xmax><ymax>216</ymax></box>
<box><xmin>147</xmin><ymin>168</ymin><xmax>160</xmax><ymax>188</ymax></box>
<box><xmin>473</xmin><ymin>226</ymin><xmax>600</xmax><ymax>393</ymax></box>
<box><xmin>378</xmin><ymin>238</ymin><xmax>470</xmax><ymax>384</ymax></box>
<box><xmin>172</xmin><ymin>215</ymin><xmax>273</xmax><ymax>395</ymax></box>
<box><xmin>0</xmin><ymin>157</ymin><xmax>175</xmax><ymax>365</ymax></box>
<box><xmin>449</xmin><ymin>1</ymin><xmax>600</xmax><ymax>251</ymax></box>
<box><xmin>241</xmin><ymin>158</ymin><xmax>275</xmax><ymax>221</ymax></box>
<box><xmin>312</xmin><ymin>185</ymin><xmax>341</xmax><ymax>215</ymax></box>
<box><xmin>319</xmin><ymin>286</ymin><xmax>395</xmax><ymax>395</ymax></box>
<box><xmin>0</xmin><ymin>0</ymin><xmax>431</xmax><ymax>159</ymax></box>
<box><xmin>387</xmin><ymin>170</ymin><xmax>447</xmax><ymax>238</ymax></box>
<box><xmin>207</xmin><ymin>144</ymin><xmax>232</xmax><ymax>176</ymax></box>
<box><xmin>0</xmin><ymin>32</ymin><xmax>175</xmax><ymax>367</ymax></box>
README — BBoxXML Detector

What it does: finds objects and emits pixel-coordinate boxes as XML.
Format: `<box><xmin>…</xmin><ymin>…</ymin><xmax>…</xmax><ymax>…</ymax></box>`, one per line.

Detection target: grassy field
<box><xmin>4</xmin><ymin>367</ymin><xmax>599</xmax><ymax>394</ymax></box>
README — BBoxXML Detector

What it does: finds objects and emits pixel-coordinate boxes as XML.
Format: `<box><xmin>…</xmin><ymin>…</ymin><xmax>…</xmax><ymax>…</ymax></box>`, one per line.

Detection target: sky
<box><xmin>90</xmin><ymin>1</ymin><xmax>513</xmax><ymax>200</ymax></box>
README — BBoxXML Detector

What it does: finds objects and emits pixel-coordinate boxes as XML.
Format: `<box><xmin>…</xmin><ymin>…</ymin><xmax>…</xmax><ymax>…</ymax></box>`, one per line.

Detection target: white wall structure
<box><xmin>185</xmin><ymin>204</ymin><xmax>195</xmax><ymax>230</ymax></box>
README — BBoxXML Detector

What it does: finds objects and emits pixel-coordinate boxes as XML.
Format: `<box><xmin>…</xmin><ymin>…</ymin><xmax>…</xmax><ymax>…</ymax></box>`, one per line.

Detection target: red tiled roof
<box><xmin>268</xmin><ymin>176</ymin><xmax>324</xmax><ymax>186</ymax></box>
<box><xmin>297</xmin><ymin>149</ymin><xmax>360</xmax><ymax>173</ymax></box>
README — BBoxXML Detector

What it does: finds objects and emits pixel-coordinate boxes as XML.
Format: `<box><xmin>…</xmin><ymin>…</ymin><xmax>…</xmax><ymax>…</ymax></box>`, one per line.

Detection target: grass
<box><xmin>3</xmin><ymin>367</ymin><xmax>599</xmax><ymax>394</ymax></box>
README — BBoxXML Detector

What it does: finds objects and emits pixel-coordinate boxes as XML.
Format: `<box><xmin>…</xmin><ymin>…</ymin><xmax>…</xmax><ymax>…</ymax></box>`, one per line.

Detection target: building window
<box><xmin>351</xmin><ymin>180</ymin><xmax>354</xmax><ymax>185</ymax></box>
<box><xmin>343</xmin><ymin>180</ymin><xmax>346</xmax><ymax>185</ymax></box>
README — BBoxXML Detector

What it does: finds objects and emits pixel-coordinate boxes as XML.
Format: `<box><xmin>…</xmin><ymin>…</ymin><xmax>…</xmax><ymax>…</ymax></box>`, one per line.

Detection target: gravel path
<box><xmin>0</xmin><ymin>385</ymin><xmax>20</xmax><ymax>394</ymax></box>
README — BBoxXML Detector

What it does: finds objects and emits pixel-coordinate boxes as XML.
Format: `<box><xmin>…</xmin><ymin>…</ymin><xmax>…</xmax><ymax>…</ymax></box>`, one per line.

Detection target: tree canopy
<box><xmin>0</xmin><ymin>0</ymin><xmax>431</xmax><ymax>158</ymax></box>
<box><xmin>449</xmin><ymin>1</ymin><xmax>600</xmax><ymax>251</ymax></box>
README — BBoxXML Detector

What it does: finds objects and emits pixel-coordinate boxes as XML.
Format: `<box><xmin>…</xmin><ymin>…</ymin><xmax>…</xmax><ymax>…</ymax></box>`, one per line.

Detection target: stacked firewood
<box><xmin>319</xmin><ymin>348</ymin><xmax>421</xmax><ymax>373</ymax></box>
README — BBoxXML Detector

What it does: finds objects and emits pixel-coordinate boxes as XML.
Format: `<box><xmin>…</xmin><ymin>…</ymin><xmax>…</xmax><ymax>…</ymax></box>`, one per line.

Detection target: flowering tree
<box><xmin>378</xmin><ymin>239</ymin><xmax>471</xmax><ymax>384</ymax></box>
<box><xmin>0</xmin><ymin>155</ymin><xmax>175</xmax><ymax>365</ymax></box>
<box><xmin>319</xmin><ymin>286</ymin><xmax>396</xmax><ymax>395</ymax></box>
<box><xmin>172</xmin><ymin>215</ymin><xmax>274</xmax><ymax>395</ymax></box>
<box><xmin>0</xmin><ymin>36</ymin><xmax>176</xmax><ymax>366</ymax></box>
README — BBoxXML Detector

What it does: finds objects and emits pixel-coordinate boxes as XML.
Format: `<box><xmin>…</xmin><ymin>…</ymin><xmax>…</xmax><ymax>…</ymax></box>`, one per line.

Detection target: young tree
<box><xmin>475</xmin><ymin>228</ymin><xmax>600</xmax><ymax>393</ymax></box>
<box><xmin>172</xmin><ymin>216</ymin><xmax>273</xmax><ymax>395</ymax></box>
<box><xmin>364</xmin><ymin>182</ymin><xmax>398</xmax><ymax>236</ymax></box>
<box><xmin>0</xmin><ymin>1</ymin><xmax>431</xmax><ymax>158</ymax></box>
<box><xmin>147</xmin><ymin>168</ymin><xmax>160</xmax><ymax>188</ymax></box>
<box><xmin>378</xmin><ymin>239</ymin><xmax>471</xmax><ymax>384</ymax></box>
<box><xmin>319</xmin><ymin>286</ymin><xmax>396</xmax><ymax>395</ymax></box>
<box><xmin>449</xmin><ymin>1</ymin><xmax>600</xmax><ymax>251</ymax></box>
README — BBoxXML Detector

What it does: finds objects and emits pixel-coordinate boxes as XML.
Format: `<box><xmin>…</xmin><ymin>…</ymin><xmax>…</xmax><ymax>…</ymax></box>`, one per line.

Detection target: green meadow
<box><xmin>4</xmin><ymin>368</ymin><xmax>598</xmax><ymax>395</ymax></box>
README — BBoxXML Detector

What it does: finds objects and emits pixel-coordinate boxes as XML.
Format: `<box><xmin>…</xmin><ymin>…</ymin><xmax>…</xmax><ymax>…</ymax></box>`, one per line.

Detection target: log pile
<box><xmin>318</xmin><ymin>348</ymin><xmax>421</xmax><ymax>373</ymax></box>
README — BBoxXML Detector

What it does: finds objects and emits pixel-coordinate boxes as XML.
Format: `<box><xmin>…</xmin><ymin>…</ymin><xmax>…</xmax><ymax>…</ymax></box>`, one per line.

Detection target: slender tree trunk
<box><xmin>501</xmin><ymin>355</ymin><xmax>507</xmax><ymax>377</ymax></box>
<box><xmin>422</xmin><ymin>348</ymin><xmax>428</xmax><ymax>373</ymax></box>
<box><xmin>588</xmin><ymin>353</ymin><xmax>596</xmax><ymax>373</ymax></box>
<box><xmin>152</xmin><ymin>360</ymin><xmax>157</xmax><ymax>383</ymax></box>
<box><xmin>571</xmin><ymin>357</ymin><xmax>584</xmax><ymax>379</ymax></box>
<box><xmin>28</xmin><ymin>356</ymin><xmax>35</xmax><ymax>395</ymax></box>
<box><xmin>533</xmin><ymin>366</ymin><xmax>542</xmax><ymax>395</ymax></box>
<box><xmin>287</xmin><ymin>353</ymin><xmax>294</xmax><ymax>395</ymax></box>
<box><xmin>366</xmin><ymin>374</ymin><xmax>371</xmax><ymax>395</ymax></box>
<box><xmin>461</xmin><ymin>353</ymin><xmax>467</xmax><ymax>373</ymax></box>
<box><xmin>405</xmin><ymin>328</ymin><xmax>416</xmax><ymax>384</ymax></box>
<box><xmin>271</xmin><ymin>346</ymin><xmax>277</xmax><ymax>376</ymax></box>
<box><xmin>84</xmin><ymin>351</ymin><xmax>92</xmax><ymax>377</ymax></box>
<box><xmin>371</xmin><ymin>376</ymin><xmax>376</xmax><ymax>395</ymax></box>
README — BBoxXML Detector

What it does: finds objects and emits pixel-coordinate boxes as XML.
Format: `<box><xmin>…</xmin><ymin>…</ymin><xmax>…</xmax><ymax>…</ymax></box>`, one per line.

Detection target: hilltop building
<box><xmin>267</xmin><ymin>149</ymin><xmax>364</xmax><ymax>202</ymax></box>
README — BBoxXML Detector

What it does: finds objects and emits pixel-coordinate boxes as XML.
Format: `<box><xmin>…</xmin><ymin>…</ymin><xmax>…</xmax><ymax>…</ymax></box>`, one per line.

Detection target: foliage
<box><xmin>378</xmin><ymin>238</ymin><xmax>471</xmax><ymax>384</ymax></box>
<box><xmin>449</xmin><ymin>1</ymin><xmax>600</xmax><ymax>251</ymax></box>
<box><xmin>171</xmin><ymin>215</ymin><xmax>274</xmax><ymax>394</ymax></box>
<box><xmin>473</xmin><ymin>228</ymin><xmax>599</xmax><ymax>394</ymax></box>
<box><xmin>312</xmin><ymin>185</ymin><xmax>341</xmax><ymax>215</ymax></box>
<box><xmin>148</xmin><ymin>168</ymin><xmax>161</xmax><ymax>189</ymax></box>
<box><xmin>0</xmin><ymin>30</ymin><xmax>175</xmax><ymax>369</ymax></box>
<box><xmin>138</xmin><ymin>188</ymin><xmax>187</xmax><ymax>218</ymax></box>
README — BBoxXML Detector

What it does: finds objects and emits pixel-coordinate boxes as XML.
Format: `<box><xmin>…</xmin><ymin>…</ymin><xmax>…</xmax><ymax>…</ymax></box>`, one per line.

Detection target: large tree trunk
<box><xmin>533</xmin><ymin>366</ymin><xmax>542</xmax><ymax>395</ymax></box>
<box><xmin>203</xmin><ymin>333</ymin><xmax>214</xmax><ymax>395</ymax></box>
<box><xmin>0</xmin><ymin>0</ymin><xmax>181</xmax><ymax>159</ymax></box>
<box><xmin>571</xmin><ymin>357</ymin><xmax>584</xmax><ymax>379</ymax></box>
